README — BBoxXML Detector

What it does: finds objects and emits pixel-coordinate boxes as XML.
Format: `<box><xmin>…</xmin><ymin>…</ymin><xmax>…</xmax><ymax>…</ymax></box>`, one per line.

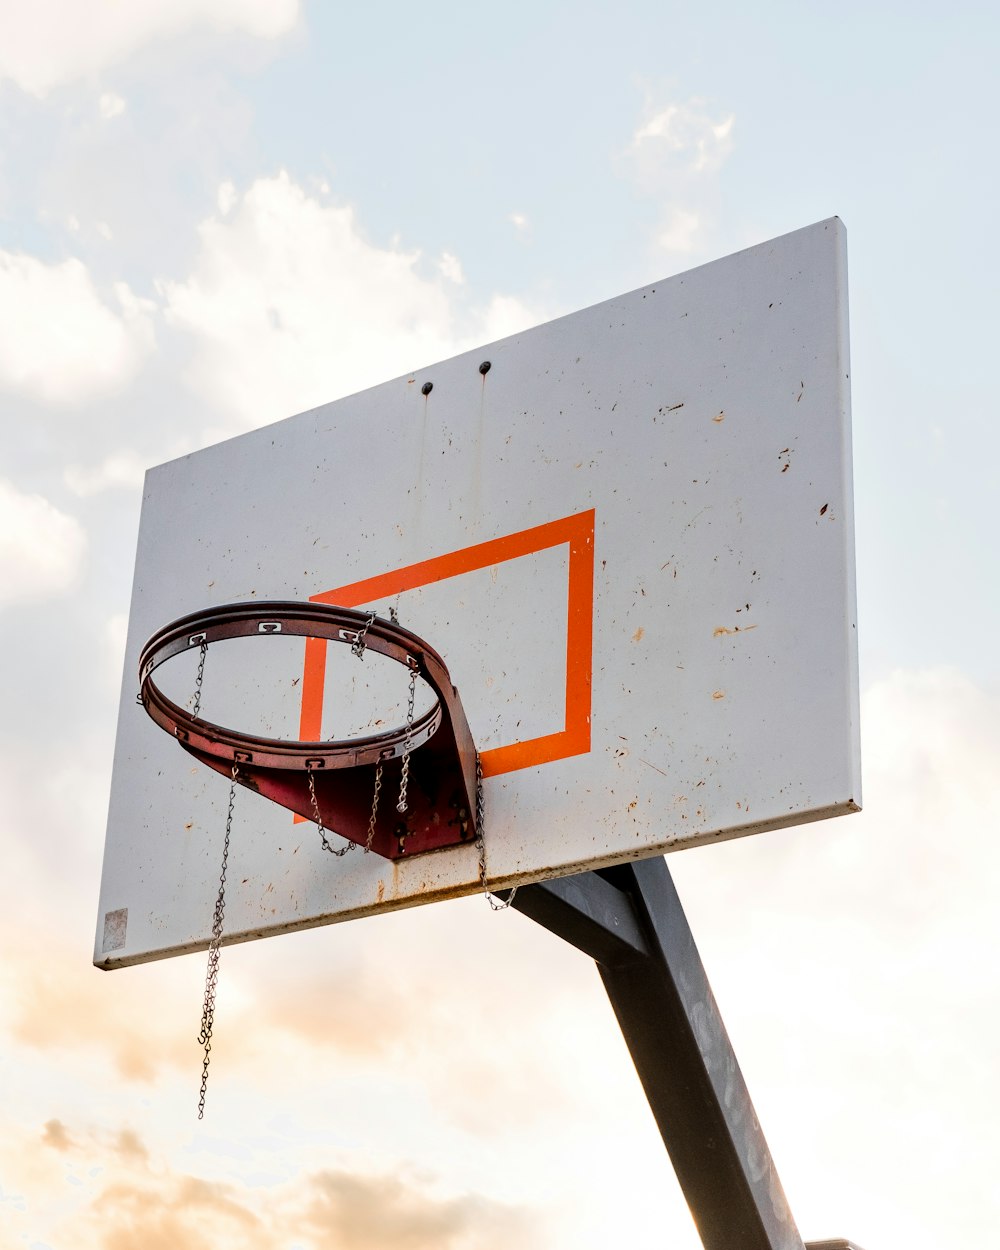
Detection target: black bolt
<box><xmin>479</xmin><ymin>360</ymin><xmax>491</xmax><ymax>375</ymax></box>
<box><xmin>421</xmin><ymin>381</ymin><xmax>433</xmax><ymax>396</ymax></box>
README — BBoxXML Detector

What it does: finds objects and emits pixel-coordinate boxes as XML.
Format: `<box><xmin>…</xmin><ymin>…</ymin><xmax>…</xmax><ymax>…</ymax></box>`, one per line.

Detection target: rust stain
<box><xmin>712</xmin><ymin>412</ymin><xmax>725</xmax><ymax>423</ymax></box>
<box><xmin>639</xmin><ymin>758</ymin><xmax>669</xmax><ymax>778</ymax></box>
<box><xmin>713</xmin><ymin>624</ymin><xmax>759</xmax><ymax>637</ymax></box>
<box><xmin>712</xmin><ymin>690</ymin><xmax>726</xmax><ymax>700</ymax></box>
<box><xmin>632</xmin><ymin>627</ymin><xmax>645</xmax><ymax>642</ymax></box>
<box><xmin>819</xmin><ymin>503</ymin><xmax>829</xmax><ymax>515</ymax></box>
<box><xmin>376</xmin><ymin>879</ymin><xmax>385</xmax><ymax>904</ymax></box>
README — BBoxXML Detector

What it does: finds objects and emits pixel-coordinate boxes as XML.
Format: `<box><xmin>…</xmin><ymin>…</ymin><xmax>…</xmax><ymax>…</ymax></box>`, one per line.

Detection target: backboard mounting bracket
<box><xmin>509</xmin><ymin>858</ymin><xmax>864</xmax><ymax>1250</ymax></box>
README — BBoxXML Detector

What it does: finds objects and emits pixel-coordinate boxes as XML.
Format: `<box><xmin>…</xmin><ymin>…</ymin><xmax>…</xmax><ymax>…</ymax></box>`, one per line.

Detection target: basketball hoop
<box><xmin>138</xmin><ymin>601</ymin><xmax>479</xmax><ymax>860</ymax></box>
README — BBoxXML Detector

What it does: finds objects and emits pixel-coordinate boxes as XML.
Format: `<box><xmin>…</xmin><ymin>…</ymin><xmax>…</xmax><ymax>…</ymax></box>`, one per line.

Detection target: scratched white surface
<box><xmin>96</xmin><ymin>218</ymin><xmax>860</xmax><ymax>968</ymax></box>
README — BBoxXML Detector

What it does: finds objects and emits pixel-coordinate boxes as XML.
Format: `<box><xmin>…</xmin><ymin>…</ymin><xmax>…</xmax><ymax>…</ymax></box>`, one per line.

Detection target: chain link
<box><xmin>307</xmin><ymin>766</ymin><xmax>356</xmax><ymax>857</ymax></box>
<box><xmin>474</xmin><ymin>753</ymin><xmax>517</xmax><ymax>911</ymax></box>
<box><xmin>197</xmin><ymin>761</ymin><xmax>237</xmax><ymax>1119</ymax></box>
<box><xmin>351</xmin><ymin>610</ymin><xmax>377</xmax><ymax>659</ymax></box>
<box><xmin>396</xmin><ymin>664</ymin><xmax>417</xmax><ymax>814</ymax></box>
<box><xmin>191</xmin><ymin>640</ymin><xmax>208</xmax><ymax>718</ymax></box>
<box><xmin>365</xmin><ymin>762</ymin><xmax>382</xmax><ymax>852</ymax></box>
<box><xmin>319</xmin><ymin>609</ymin><xmax>390</xmax><ymax>854</ymax></box>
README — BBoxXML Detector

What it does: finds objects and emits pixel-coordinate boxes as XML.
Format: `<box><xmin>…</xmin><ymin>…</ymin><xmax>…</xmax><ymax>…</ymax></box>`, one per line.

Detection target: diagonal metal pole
<box><xmin>509</xmin><ymin>856</ymin><xmax>806</xmax><ymax>1250</ymax></box>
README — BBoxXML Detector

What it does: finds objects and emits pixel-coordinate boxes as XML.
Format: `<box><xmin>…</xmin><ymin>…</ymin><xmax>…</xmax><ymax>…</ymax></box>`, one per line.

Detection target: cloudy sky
<box><xmin>2</xmin><ymin>2</ymin><xmax>999</xmax><ymax>1248</ymax></box>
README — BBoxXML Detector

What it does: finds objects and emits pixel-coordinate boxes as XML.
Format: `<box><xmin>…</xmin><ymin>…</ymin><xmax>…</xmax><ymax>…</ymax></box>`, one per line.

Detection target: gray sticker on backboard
<box><xmin>103</xmin><ymin>908</ymin><xmax>128</xmax><ymax>952</ymax></box>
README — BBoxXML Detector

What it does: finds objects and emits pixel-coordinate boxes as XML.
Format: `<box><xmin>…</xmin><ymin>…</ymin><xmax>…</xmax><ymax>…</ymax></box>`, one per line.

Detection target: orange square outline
<box><xmin>298</xmin><ymin>509</ymin><xmax>595</xmax><ymax>778</ymax></box>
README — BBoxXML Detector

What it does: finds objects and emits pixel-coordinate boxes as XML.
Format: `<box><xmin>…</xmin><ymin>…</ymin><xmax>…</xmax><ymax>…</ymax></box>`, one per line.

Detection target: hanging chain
<box><xmin>359</xmin><ymin>611</ymin><xmax>388</xmax><ymax>848</ymax></box>
<box><xmin>351</xmin><ymin>610</ymin><xmax>377</xmax><ymax>659</ymax></box>
<box><xmin>190</xmin><ymin>613</ymin><xmax>404</xmax><ymax>1120</ymax></box>
<box><xmin>191</xmin><ymin>640</ymin><xmax>208</xmax><ymax>718</ymax></box>
<box><xmin>474</xmin><ymin>753</ymin><xmax>517</xmax><ymax>911</ymax></box>
<box><xmin>365</xmin><ymin>762</ymin><xmax>383</xmax><ymax>852</ymax></box>
<box><xmin>396</xmin><ymin>663</ymin><xmax>417</xmax><ymax>813</ymax></box>
<box><xmin>307</xmin><ymin>766</ymin><xmax>355</xmax><ymax>856</ymax></box>
<box><xmin>197</xmin><ymin>761</ymin><xmax>237</xmax><ymax>1119</ymax></box>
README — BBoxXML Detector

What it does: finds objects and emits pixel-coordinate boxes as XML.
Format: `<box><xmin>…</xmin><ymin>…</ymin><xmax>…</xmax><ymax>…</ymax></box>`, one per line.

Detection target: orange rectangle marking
<box><xmin>298</xmin><ymin>510</ymin><xmax>595</xmax><ymax>778</ymax></box>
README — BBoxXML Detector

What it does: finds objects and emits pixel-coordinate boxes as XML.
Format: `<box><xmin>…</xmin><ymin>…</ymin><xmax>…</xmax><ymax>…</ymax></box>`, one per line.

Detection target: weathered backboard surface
<box><xmin>96</xmin><ymin>218</ymin><xmax>859</xmax><ymax>969</ymax></box>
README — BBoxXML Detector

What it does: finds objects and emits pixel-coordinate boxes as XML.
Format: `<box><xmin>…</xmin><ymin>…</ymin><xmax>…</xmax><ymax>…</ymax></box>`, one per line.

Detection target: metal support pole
<box><xmin>509</xmin><ymin>856</ymin><xmax>806</xmax><ymax>1250</ymax></box>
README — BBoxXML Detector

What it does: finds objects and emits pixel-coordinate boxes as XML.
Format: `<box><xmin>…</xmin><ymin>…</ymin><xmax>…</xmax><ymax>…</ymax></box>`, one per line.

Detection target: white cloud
<box><xmin>861</xmin><ymin>667</ymin><xmax>1000</xmax><ymax>828</ymax></box>
<box><xmin>63</xmin><ymin>451</ymin><xmax>147</xmax><ymax>497</ymax></box>
<box><xmin>0</xmin><ymin>0</ymin><xmax>300</xmax><ymax>97</ymax></box>
<box><xmin>655</xmin><ymin>208</ymin><xmax>701</xmax><ymax>254</ymax></box>
<box><xmin>476</xmin><ymin>293</ymin><xmax>540</xmax><ymax>342</ymax></box>
<box><xmin>0</xmin><ymin>480</ymin><xmax>87</xmax><ymax>609</ymax></box>
<box><xmin>621</xmin><ymin>95</ymin><xmax>735</xmax><ymax>256</ymax></box>
<box><xmin>160</xmin><ymin>173</ymin><xmax>539</xmax><ymax>429</ymax></box>
<box><xmin>98</xmin><ymin>91</ymin><xmax>125</xmax><ymax>119</ymax></box>
<box><xmin>629</xmin><ymin>101</ymin><xmax>734</xmax><ymax>174</ymax></box>
<box><xmin>438</xmin><ymin>252</ymin><xmax>464</xmax><ymax>285</ymax></box>
<box><xmin>217</xmin><ymin>180</ymin><xmax>238</xmax><ymax>216</ymax></box>
<box><xmin>0</xmin><ymin>252</ymin><xmax>155</xmax><ymax>405</ymax></box>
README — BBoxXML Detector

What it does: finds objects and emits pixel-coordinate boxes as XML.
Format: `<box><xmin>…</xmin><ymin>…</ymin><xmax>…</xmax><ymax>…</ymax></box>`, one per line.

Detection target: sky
<box><xmin>1</xmin><ymin>2</ymin><xmax>999</xmax><ymax>1248</ymax></box>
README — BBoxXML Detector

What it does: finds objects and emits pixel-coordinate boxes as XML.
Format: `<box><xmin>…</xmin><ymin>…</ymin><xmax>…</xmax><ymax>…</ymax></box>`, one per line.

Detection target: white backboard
<box><xmin>96</xmin><ymin>218</ymin><xmax>859</xmax><ymax>969</ymax></box>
